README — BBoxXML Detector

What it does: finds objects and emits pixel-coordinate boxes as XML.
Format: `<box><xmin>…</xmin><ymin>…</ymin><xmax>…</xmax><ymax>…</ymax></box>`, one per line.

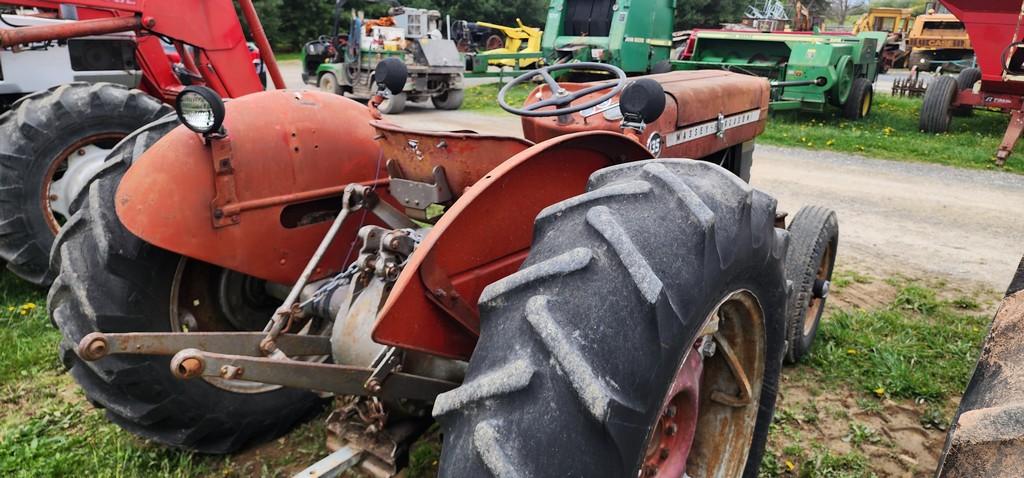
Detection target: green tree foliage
<box><xmin>675</xmin><ymin>0</ymin><xmax>749</xmax><ymax>29</ymax></box>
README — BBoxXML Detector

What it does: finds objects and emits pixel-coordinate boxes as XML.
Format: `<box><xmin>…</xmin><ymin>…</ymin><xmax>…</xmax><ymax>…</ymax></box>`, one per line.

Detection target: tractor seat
<box><xmin>371</xmin><ymin>121</ymin><xmax>534</xmax><ymax>196</ymax></box>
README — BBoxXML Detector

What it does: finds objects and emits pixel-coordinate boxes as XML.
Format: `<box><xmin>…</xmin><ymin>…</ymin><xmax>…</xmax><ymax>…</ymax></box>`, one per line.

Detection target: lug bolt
<box><xmin>665</xmin><ymin>405</ymin><xmax>677</xmax><ymax>418</ymax></box>
<box><xmin>665</xmin><ymin>423</ymin><xmax>678</xmax><ymax>436</ymax></box>
<box><xmin>659</xmin><ymin>447</ymin><xmax>669</xmax><ymax>460</ymax></box>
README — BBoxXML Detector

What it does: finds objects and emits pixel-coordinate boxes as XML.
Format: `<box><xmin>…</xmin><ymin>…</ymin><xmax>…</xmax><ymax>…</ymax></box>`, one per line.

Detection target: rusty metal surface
<box><xmin>371</xmin><ymin>121</ymin><xmax>534</xmax><ymax>195</ymax></box>
<box><xmin>169</xmin><ymin>349</ymin><xmax>458</xmax><ymax>401</ymax></box>
<box><xmin>0</xmin><ymin>14</ymin><xmax>140</xmax><ymax>47</ymax></box>
<box><xmin>373</xmin><ymin>132</ymin><xmax>652</xmax><ymax>360</ymax></box>
<box><xmin>938</xmin><ymin>256</ymin><xmax>1024</xmax><ymax>476</ymax></box>
<box><xmin>520</xmin><ymin>70</ymin><xmax>769</xmax><ymax>161</ymax></box>
<box><xmin>77</xmin><ymin>332</ymin><xmax>332</xmax><ymax>361</ymax></box>
<box><xmin>116</xmin><ymin>90</ymin><xmax>393</xmax><ymax>284</ymax></box>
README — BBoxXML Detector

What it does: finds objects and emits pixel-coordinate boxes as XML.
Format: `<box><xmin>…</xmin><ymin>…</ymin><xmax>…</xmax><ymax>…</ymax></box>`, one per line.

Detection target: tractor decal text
<box><xmin>666</xmin><ymin>109</ymin><xmax>761</xmax><ymax>147</ymax></box>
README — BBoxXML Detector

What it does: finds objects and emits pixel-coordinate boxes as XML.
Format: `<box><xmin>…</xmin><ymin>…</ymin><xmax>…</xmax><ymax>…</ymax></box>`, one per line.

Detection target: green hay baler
<box><xmin>667</xmin><ymin>30</ymin><xmax>889</xmax><ymax>120</ymax></box>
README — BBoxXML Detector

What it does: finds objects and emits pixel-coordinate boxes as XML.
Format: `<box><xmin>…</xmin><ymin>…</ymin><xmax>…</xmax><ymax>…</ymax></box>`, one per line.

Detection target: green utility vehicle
<box><xmin>665</xmin><ymin>31</ymin><xmax>888</xmax><ymax>119</ymax></box>
<box><xmin>303</xmin><ymin>6</ymin><xmax>465</xmax><ymax>114</ymax></box>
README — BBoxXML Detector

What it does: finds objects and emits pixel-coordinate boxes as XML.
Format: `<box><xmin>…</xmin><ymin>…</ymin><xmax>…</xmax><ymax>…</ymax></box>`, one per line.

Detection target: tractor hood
<box><xmin>115</xmin><ymin>90</ymin><xmax>389</xmax><ymax>284</ymax></box>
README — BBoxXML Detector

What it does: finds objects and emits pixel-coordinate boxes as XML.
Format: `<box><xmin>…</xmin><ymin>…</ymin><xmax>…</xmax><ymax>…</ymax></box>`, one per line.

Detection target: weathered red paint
<box><xmin>116</xmin><ymin>90</ymin><xmax>390</xmax><ymax>284</ymax></box>
<box><xmin>521</xmin><ymin>70</ymin><xmax>769</xmax><ymax>159</ymax></box>
<box><xmin>373</xmin><ymin>132</ymin><xmax>652</xmax><ymax>360</ymax></box>
<box><xmin>0</xmin><ymin>15</ymin><xmax>140</xmax><ymax>45</ymax></box>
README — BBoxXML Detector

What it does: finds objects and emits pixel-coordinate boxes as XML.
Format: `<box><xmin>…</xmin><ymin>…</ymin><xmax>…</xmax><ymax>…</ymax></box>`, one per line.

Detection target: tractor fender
<box><xmin>115</xmin><ymin>90</ymin><xmax>390</xmax><ymax>284</ymax></box>
<box><xmin>373</xmin><ymin>131</ymin><xmax>652</xmax><ymax>360</ymax></box>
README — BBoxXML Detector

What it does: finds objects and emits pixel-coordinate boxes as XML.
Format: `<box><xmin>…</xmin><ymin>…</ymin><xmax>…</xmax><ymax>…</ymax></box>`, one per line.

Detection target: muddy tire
<box><xmin>48</xmin><ymin>116</ymin><xmax>324</xmax><ymax>453</ymax></box>
<box><xmin>920</xmin><ymin>75</ymin><xmax>958</xmax><ymax>133</ymax></box>
<box><xmin>953</xmin><ymin>68</ymin><xmax>981</xmax><ymax>117</ymax></box>
<box><xmin>842</xmin><ymin>78</ymin><xmax>873</xmax><ymax>120</ymax></box>
<box><xmin>783</xmin><ymin>206</ymin><xmax>838</xmax><ymax>364</ymax></box>
<box><xmin>0</xmin><ymin>83</ymin><xmax>169</xmax><ymax>286</ymax></box>
<box><xmin>319</xmin><ymin>72</ymin><xmax>344</xmax><ymax>95</ymax></box>
<box><xmin>434</xmin><ymin>160</ymin><xmax>788</xmax><ymax>477</ymax></box>
<box><xmin>431</xmin><ymin>89</ymin><xmax>465</xmax><ymax>110</ymax></box>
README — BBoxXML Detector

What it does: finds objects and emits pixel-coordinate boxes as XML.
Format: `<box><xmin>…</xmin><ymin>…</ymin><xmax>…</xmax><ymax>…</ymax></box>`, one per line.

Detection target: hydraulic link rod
<box><xmin>77</xmin><ymin>332</ymin><xmax>332</xmax><ymax>361</ymax></box>
<box><xmin>0</xmin><ymin>15</ymin><xmax>141</xmax><ymax>47</ymax></box>
<box><xmin>170</xmin><ymin>349</ymin><xmax>458</xmax><ymax>401</ymax></box>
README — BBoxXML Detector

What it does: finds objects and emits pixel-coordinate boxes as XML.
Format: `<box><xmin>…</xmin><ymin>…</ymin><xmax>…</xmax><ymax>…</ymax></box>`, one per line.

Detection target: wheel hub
<box><xmin>45</xmin><ymin>137</ymin><xmax>120</xmax><ymax>233</ymax></box>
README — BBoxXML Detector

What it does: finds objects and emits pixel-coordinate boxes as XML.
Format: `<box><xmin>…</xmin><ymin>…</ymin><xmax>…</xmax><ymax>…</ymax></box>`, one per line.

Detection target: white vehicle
<box><xmin>0</xmin><ymin>13</ymin><xmax>141</xmax><ymax>110</ymax></box>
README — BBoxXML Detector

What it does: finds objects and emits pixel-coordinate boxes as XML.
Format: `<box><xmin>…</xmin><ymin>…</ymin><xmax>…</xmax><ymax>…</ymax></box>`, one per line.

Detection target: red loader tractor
<box><xmin>0</xmin><ymin>0</ymin><xmax>279</xmax><ymax>285</ymax></box>
<box><xmin>49</xmin><ymin>57</ymin><xmax>839</xmax><ymax>476</ymax></box>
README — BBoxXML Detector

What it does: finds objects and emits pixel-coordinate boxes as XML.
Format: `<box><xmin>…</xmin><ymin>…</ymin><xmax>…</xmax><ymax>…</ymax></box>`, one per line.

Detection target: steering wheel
<box><xmin>498</xmin><ymin>62</ymin><xmax>628</xmax><ymax>117</ymax></box>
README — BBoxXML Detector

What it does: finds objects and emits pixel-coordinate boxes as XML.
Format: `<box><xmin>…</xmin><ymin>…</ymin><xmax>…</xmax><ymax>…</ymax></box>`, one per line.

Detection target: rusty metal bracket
<box><xmin>419</xmin><ymin>253</ymin><xmax>481</xmax><ymax>337</ymax></box>
<box><xmin>77</xmin><ymin>332</ymin><xmax>332</xmax><ymax>362</ymax></box>
<box><xmin>709</xmin><ymin>331</ymin><xmax>754</xmax><ymax>408</ymax></box>
<box><xmin>386</xmin><ymin>160</ymin><xmax>453</xmax><ymax>221</ymax></box>
<box><xmin>209</xmin><ymin>135</ymin><xmax>242</xmax><ymax>228</ymax></box>
<box><xmin>364</xmin><ymin>347</ymin><xmax>403</xmax><ymax>394</ymax></box>
<box><xmin>170</xmin><ymin>349</ymin><xmax>457</xmax><ymax>401</ymax></box>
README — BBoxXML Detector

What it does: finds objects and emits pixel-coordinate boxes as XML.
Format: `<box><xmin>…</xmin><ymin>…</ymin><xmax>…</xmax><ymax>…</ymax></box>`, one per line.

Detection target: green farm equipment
<box><xmin>465</xmin><ymin>0</ymin><xmax>674</xmax><ymax>78</ymax></box>
<box><xmin>666</xmin><ymin>31</ymin><xmax>888</xmax><ymax>119</ymax></box>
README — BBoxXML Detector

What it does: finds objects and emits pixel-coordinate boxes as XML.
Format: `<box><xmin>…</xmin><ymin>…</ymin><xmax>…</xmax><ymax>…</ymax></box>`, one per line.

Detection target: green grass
<box><xmin>274</xmin><ymin>52</ymin><xmax>303</xmax><ymax>62</ymax></box>
<box><xmin>805</xmin><ymin>280</ymin><xmax>990</xmax><ymax>402</ymax></box>
<box><xmin>462</xmin><ymin>82</ymin><xmax>534</xmax><ymax>114</ymax></box>
<box><xmin>761</xmin><ymin>94</ymin><xmax>1018</xmax><ymax>173</ymax></box>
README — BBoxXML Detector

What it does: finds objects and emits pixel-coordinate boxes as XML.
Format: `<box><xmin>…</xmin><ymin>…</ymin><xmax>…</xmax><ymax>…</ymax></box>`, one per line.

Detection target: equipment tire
<box><xmin>953</xmin><ymin>67</ymin><xmax>981</xmax><ymax>117</ymax></box>
<box><xmin>920</xmin><ymin>75</ymin><xmax>958</xmax><ymax>133</ymax></box>
<box><xmin>0</xmin><ymin>83</ymin><xmax>169</xmax><ymax>286</ymax></box>
<box><xmin>378</xmin><ymin>92</ymin><xmax>407</xmax><ymax>114</ymax></box>
<box><xmin>319</xmin><ymin>72</ymin><xmax>344</xmax><ymax>95</ymax></box>
<box><xmin>783</xmin><ymin>206</ymin><xmax>838</xmax><ymax>364</ymax></box>
<box><xmin>48</xmin><ymin>115</ymin><xmax>324</xmax><ymax>454</ymax></box>
<box><xmin>431</xmin><ymin>89</ymin><xmax>465</xmax><ymax>110</ymax></box>
<box><xmin>435</xmin><ymin>160</ymin><xmax>788</xmax><ymax>477</ymax></box>
<box><xmin>842</xmin><ymin>78</ymin><xmax>874</xmax><ymax>120</ymax></box>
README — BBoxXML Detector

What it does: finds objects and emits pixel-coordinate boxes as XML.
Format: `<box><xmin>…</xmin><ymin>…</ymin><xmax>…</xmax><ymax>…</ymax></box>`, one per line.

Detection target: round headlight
<box><xmin>175</xmin><ymin>86</ymin><xmax>226</xmax><ymax>135</ymax></box>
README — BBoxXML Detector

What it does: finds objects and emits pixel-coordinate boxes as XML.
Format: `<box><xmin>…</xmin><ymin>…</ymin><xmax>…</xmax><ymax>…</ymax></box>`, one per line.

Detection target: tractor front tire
<box><xmin>378</xmin><ymin>92</ymin><xmax>407</xmax><ymax>114</ymax></box>
<box><xmin>0</xmin><ymin>83</ymin><xmax>169</xmax><ymax>286</ymax></box>
<box><xmin>435</xmin><ymin>160</ymin><xmax>788</xmax><ymax>477</ymax></box>
<box><xmin>842</xmin><ymin>78</ymin><xmax>874</xmax><ymax>121</ymax></box>
<box><xmin>783</xmin><ymin>206</ymin><xmax>839</xmax><ymax>364</ymax></box>
<box><xmin>49</xmin><ymin>115</ymin><xmax>324</xmax><ymax>453</ymax></box>
<box><xmin>920</xmin><ymin>75</ymin><xmax>958</xmax><ymax>134</ymax></box>
<box><xmin>432</xmin><ymin>89</ymin><xmax>465</xmax><ymax>110</ymax></box>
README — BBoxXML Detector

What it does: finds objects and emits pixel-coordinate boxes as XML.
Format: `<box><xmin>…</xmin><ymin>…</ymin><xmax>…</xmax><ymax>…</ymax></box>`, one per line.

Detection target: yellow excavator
<box><xmin>475</xmin><ymin>19</ymin><xmax>543</xmax><ymax>68</ymax></box>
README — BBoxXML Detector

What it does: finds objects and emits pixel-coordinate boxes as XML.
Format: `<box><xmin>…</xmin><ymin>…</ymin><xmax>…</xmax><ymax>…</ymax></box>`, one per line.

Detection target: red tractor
<box><xmin>42</xmin><ymin>13</ymin><xmax>838</xmax><ymax>478</ymax></box>
<box><xmin>0</xmin><ymin>0</ymin><xmax>280</xmax><ymax>286</ymax></box>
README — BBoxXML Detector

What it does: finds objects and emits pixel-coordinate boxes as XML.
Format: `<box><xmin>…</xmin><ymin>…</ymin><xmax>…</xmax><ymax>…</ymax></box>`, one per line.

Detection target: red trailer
<box><xmin>920</xmin><ymin>0</ymin><xmax>1024</xmax><ymax>165</ymax></box>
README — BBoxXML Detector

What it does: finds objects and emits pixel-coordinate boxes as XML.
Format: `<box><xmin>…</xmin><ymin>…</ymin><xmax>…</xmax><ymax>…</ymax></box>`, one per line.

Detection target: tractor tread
<box><xmin>437</xmin><ymin>159</ymin><xmax>788</xmax><ymax>477</ymax></box>
<box><xmin>783</xmin><ymin>206</ymin><xmax>839</xmax><ymax>363</ymax></box>
<box><xmin>0</xmin><ymin>82</ymin><xmax>170</xmax><ymax>285</ymax></box>
<box><xmin>921</xmin><ymin>75</ymin><xmax>958</xmax><ymax>133</ymax></box>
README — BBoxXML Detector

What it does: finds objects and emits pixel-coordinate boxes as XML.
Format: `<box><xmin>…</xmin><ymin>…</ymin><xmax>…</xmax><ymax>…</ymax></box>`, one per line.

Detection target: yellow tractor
<box><xmin>475</xmin><ymin>19</ymin><xmax>543</xmax><ymax>69</ymax></box>
<box><xmin>852</xmin><ymin>7</ymin><xmax>914</xmax><ymax>72</ymax></box>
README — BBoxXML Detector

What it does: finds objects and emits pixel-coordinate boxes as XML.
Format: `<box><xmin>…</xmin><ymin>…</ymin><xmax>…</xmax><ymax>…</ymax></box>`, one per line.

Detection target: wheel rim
<box><xmin>43</xmin><ymin>134</ymin><xmax>123</xmax><ymax>234</ymax></box>
<box><xmin>168</xmin><ymin>258</ymin><xmax>328</xmax><ymax>394</ymax></box>
<box><xmin>861</xmin><ymin>89</ymin><xmax>872</xmax><ymax>118</ymax></box>
<box><xmin>641</xmin><ymin>290</ymin><xmax>766</xmax><ymax>477</ymax></box>
<box><xmin>803</xmin><ymin>245</ymin><xmax>833</xmax><ymax>336</ymax></box>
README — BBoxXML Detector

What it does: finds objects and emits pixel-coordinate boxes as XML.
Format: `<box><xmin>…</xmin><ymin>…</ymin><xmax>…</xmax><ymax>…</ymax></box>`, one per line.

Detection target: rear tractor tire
<box><xmin>435</xmin><ymin>160</ymin><xmax>789</xmax><ymax>477</ymax></box>
<box><xmin>0</xmin><ymin>83</ymin><xmax>170</xmax><ymax>286</ymax></box>
<box><xmin>431</xmin><ymin>89</ymin><xmax>465</xmax><ymax>111</ymax></box>
<box><xmin>48</xmin><ymin>115</ymin><xmax>325</xmax><ymax>453</ymax></box>
<box><xmin>842</xmin><ymin>78</ymin><xmax>874</xmax><ymax>121</ymax></box>
<box><xmin>783</xmin><ymin>206</ymin><xmax>839</xmax><ymax>364</ymax></box>
<box><xmin>920</xmin><ymin>75</ymin><xmax>959</xmax><ymax>134</ymax></box>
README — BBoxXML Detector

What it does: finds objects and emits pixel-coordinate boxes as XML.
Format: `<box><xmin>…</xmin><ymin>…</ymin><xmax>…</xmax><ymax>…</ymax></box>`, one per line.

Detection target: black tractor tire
<box><xmin>921</xmin><ymin>75</ymin><xmax>959</xmax><ymax>133</ymax></box>
<box><xmin>783</xmin><ymin>206</ymin><xmax>839</xmax><ymax>364</ymax></box>
<box><xmin>842</xmin><ymin>78</ymin><xmax>874</xmax><ymax>120</ymax></box>
<box><xmin>431</xmin><ymin>89</ymin><xmax>465</xmax><ymax>110</ymax></box>
<box><xmin>48</xmin><ymin>115</ymin><xmax>324</xmax><ymax>454</ymax></box>
<box><xmin>434</xmin><ymin>160</ymin><xmax>788</xmax><ymax>477</ymax></box>
<box><xmin>378</xmin><ymin>92</ymin><xmax>407</xmax><ymax>114</ymax></box>
<box><xmin>953</xmin><ymin>68</ymin><xmax>981</xmax><ymax>117</ymax></box>
<box><xmin>0</xmin><ymin>82</ymin><xmax>169</xmax><ymax>286</ymax></box>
